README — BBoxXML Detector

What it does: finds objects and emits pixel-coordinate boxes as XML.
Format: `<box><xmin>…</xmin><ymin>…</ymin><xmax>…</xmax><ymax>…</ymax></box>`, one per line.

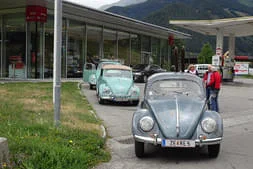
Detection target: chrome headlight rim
<box><xmin>201</xmin><ymin>117</ymin><xmax>217</xmax><ymax>133</ymax></box>
<box><xmin>139</xmin><ymin>116</ymin><xmax>154</xmax><ymax>132</ymax></box>
<box><xmin>102</xmin><ymin>86</ymin><xmax>112</xmax><ymax>95</ymax></box>
<box><xmin>128</xmin><ymin>86</ymin><xmax>138</xmax><ymax>96</ymax></box>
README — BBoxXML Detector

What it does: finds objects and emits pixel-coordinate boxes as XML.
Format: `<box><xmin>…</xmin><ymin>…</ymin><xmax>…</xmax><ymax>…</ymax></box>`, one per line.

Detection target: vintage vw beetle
<box><xmin>97</xmin><ymin>64</ymin><xmax>140</xmax><ymax>105</ymax></box>
<box><xmin>83</xmin><ymin>60</ymin><xmax>121</xmax><ymax>89</ymax></box>
<box><xmin>132</xmin><ymin>72</ymin><xmax>223</xmax><ymax>158</ymax></box>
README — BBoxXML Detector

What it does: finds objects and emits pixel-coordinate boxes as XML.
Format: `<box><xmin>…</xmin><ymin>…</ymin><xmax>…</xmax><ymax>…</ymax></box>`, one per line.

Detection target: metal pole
<box><xmin>53</xmin><ymin>0</ymin><xmax>62</xmax><ymax>127</ymax></box>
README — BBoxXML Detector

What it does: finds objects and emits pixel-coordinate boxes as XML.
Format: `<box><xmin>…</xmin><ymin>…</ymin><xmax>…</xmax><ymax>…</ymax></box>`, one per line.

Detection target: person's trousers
<box><xmin>210</xmin><ymin>89</ymin><xmax>220</xmax><ymax>112</ymax></box>
<box><xmin>206</xmin><ymin>87</ymin><xmax>212</xmax><ymax>109</ymax></box>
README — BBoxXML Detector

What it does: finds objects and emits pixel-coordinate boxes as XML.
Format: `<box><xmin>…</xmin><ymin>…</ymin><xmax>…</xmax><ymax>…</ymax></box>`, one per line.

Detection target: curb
<box><xmin>80</xmin><ymin>82</ymin><xmax>107</xmax><ymax>139</ymax></box>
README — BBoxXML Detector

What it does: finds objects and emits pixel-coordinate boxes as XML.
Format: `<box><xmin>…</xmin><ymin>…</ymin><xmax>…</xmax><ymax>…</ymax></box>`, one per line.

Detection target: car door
<box><xmin>83</xmin><ymin>63</ymin><xmax>96</xmax><ymax>82</ymax></box>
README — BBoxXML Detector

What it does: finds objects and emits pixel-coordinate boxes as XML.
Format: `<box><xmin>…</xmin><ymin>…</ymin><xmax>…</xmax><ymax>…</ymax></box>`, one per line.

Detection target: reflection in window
<box><xmin>131</xmin><ymin>34</ymin><xmax>141</xmax><ymax>66</ymax></box>
<box><xmin>67</xmin><ymin>20</ymin><xmax>84</xmax><ymax>78</ymax></box>
<box><xmin>87</xmin><ymin>25</ymin><xmax>102</xmax><ymax>64</ymax></box>
<box><xmin>151</xmin><ymin>37</ymin><xmax>160</xmax><ymax>65</ymax></box>
<box><xmin>118</xmin><ymin>31</ymin><xmax>130</xmax><ymax>65</ymax></box>
<box><xmin>161</xmin><ymin>39</ymin><xmax>168</xmax><ymax>68</ymax></box>
<box><xmin>103</xmin><ymin>28</ymin><xmax>116</xmax><ymax>60</ymax></box>
<box><xmin>104</xmin><ymin>69</ymin><xmax>131</xmax><ymax>78</ymax></box>
<box><xmin>3</xmin><ymin>13</ymin><xmax>26</xmax><ymax>78</ymax></box>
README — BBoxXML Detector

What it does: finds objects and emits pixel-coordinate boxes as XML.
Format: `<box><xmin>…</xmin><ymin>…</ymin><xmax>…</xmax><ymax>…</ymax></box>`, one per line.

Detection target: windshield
<box><xmin>147</xmin><ymin>79</ymin><xmax>204</xmax><ymax>100</ymax></box>
<box><xmin>103</xmin><ymin>69</ymin><xmax>132</xmax><ymax>78</ymax></box>
<box><xmin>133</xmin><ymin>64</ymin><xmax>147</xmax><ymax>70</ymax></box>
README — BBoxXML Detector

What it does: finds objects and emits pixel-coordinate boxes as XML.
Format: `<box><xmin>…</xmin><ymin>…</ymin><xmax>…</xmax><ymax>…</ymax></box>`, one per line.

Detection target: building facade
<box><xmin>0</xmin><ymin>0</ymin><xmax>190</xmax><ymax>79</ymax></box>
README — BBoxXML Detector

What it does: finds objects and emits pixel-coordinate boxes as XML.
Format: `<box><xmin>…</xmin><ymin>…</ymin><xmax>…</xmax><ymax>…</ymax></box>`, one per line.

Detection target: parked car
<box><xmin>97</xmin><ymin>64</ymin><xmax>140</xmax><ymax>105</ymax></box>
<box><xmin>132</xmin><ymin>64</ymin><xmax>166</xmax><ymax>83</ymax></box>
<box><xmin>132</xmin><ymin>72</ymin><xmax>223</xmax><ymax>158</ymax></box>
<box><xmin>195</xmin><ymin>64</ymin><xmax>209</xmax><ymax>77</ymax></box>
<box><xmin>83</xmin><ymin>59</ymin><xmax>121</xmax><ymax>89</ymax></box>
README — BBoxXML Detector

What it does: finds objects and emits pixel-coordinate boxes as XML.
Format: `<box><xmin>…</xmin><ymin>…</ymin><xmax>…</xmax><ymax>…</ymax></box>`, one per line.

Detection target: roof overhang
<box><xmin>170</xmin><ymin>16</ymin><xmax>253</xmax><ymax>37</ymax></box>
<box><xmin>0</xmin><ymin>0</ymin><xmax>191</xmax><ymax>39</ymax></box>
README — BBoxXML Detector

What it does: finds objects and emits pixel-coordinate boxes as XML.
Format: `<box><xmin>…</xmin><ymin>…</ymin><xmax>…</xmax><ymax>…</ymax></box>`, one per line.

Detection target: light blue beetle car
<box><xmin>132</xmin><ymin>72</ymin><xmax>223</xmax><ymax>158</ymax></box>
<box><xmin>83</xmin><ymin>60</ymin><xmax>121</xmax><ymax>89</ymax></box>
<box><xmin>97</xmin><ymin>64</ymin><xmax>140</xmax><ymax>105</ymax></box>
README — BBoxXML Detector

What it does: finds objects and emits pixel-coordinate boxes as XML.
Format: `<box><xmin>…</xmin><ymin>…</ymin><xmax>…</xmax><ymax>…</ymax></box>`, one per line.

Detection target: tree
<box><xmin>198</xmin><ymin>43</ymin><xmax>214</xmax><ymax>64</ymax></box>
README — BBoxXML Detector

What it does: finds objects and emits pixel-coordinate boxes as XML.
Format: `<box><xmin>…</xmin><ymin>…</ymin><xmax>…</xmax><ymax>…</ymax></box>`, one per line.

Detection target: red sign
<box><xmin>26</xmin><ymin>5</ymin><xmax>47</xmax><ymax>23</ymax></box>
<box><xmin>168</xmin><ymin>35</ymin><xmax>174</xmax><ymax>46</ymax></box>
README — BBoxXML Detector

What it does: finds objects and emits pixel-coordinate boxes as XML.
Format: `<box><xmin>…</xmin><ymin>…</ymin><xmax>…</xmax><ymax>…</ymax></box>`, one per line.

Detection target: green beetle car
<box><xmin>97</xmin><ymin>64</ymin><xmax>140</xmax><ymax>105</ymax></box>
<box><xmin>83</xmin><ymin>60</ymin><xmax>121</xmax><ymax>90</ymax></box>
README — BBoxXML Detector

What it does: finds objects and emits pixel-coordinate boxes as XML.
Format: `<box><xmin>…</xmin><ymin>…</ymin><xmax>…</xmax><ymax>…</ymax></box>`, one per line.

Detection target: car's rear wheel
<box><xmin>135</xmin><ymin>140</ymin><xmax>144</xmax><ymax>158</ymax></box>
<box><xmin>208</xmin><ymin>144</ymin><xmax>220</xmax><ymax>158</ymax></box>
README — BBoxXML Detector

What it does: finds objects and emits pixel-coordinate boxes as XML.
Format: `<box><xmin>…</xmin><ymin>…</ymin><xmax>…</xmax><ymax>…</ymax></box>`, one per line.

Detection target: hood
<box><xmin>105</xmin><ymin>77</ymin><xmax>133</xmax><ymax>95</ymax></box>
<box><xmin>148</xmin><ymin>96</ymin><xmax>205</xmax><ymax>139</ymax></box>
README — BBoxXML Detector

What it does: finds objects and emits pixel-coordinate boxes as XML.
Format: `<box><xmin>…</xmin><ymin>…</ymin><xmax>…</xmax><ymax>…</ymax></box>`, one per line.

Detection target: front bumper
<box><xmin>134</xmin><ymin>135</ymin><xmax>222</xmax><ymax>146</ymax></box>
<box><xmin>101</xmin><ymin>96</ymin><xmax>139</xmax><ymax>102</ymax></box>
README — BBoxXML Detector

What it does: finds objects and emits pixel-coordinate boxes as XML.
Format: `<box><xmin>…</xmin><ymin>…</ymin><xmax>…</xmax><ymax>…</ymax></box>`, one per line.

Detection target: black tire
<box><xmin>132</xmin><ymin>100</ymin><xmax>139</xmax><ymax>106</ymax></box>
<box><xmin>98</xmin><ymin>97</ymin><xmax>105</xmax><ymax>104</ymax></box>
<box><xmin>135</xmin><ymin>140</ymin><xmax>144</xmax><ymax>158</ymax></box>
<box><xmin>89</xmin><ymin>84</ymin><xmax>93</xmax><ymax>90</ymax></box>
<box><xmin>208</xmin><ymin>144</ymin><xmax>220</xmax><ymax>158</ymax></box>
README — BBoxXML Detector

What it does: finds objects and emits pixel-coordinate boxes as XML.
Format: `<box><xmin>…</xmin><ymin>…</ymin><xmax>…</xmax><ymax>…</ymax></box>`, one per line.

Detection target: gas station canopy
<box><xmin>170</xmin><ymin>16</ymin><xmax>253</xmax><ymax>37</ymax></box>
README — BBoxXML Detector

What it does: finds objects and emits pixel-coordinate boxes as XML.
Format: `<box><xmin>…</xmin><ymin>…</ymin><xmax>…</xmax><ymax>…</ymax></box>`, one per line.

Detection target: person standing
<box><xmin>187</xmin><ymin>64</ymin><xmax>199</xmax><ymax>76</ymax></box>
<box><xmin>203</xmin><ymin>65</ymin><xmax>213</xmax><ymax>109</ymax></box>
<box><xmin>209</xmin><ymin>66</ymin><xmax>221</xmax><ymax>112</ymax></box>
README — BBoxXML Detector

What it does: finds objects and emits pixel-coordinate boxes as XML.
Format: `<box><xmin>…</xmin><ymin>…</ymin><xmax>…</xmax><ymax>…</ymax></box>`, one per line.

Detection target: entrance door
<box><xmin>27</xmin><ymin>22</ymin><xmax>45</xmax><ymax>78</ymax></box>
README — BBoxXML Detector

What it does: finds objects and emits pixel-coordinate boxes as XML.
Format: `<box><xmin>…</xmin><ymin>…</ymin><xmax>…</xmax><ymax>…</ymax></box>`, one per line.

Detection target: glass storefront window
<box><xmin>103</xmin><ymin>28</ymin><xmax>116</xmax><ymax>60</ymax></box>
<box><xmin>130</xmin><ymin>34</ymin><xmax>141</xmax><ymax>66</ymax></box>
<box><xmin>0</xmin><ymin>17</ymin><xmax>2</xmax><ymax>77</ymax></box>
<box><xmin>87</xmin><ymin>25</ymin><xmax>102</xmax><ymax>64</ymax></box>
<box><xmin>67</xmin><ymin>20</ymin><xmax>84</xmax><ymax>78</ymax></box>
<box><xmin>141</xmin><ymin>35</ymin><xmax>151</xmax><ymax>64</ymax></box>
<box><xmin>160</xmin><ymin>39</ymin><xmax>169</xmax><ymax>69</ymax></box>
<box><xmin>3</xmin><ymin>13</ymin><xmax>26</xmax><ymax>78</ymax></box>
<box><xmin>44</xmin><ymin>15</ymin><xmax>54</xmax><ymax>78</ymax></box>
<box><xmin>151</xmin><ymin>37</ymin><xmax>160</xmax><ymax>65</ymax></box>
<box><xmin>118</xmin><ymin>31</ymin><xmax>130</xmax><ymax>65</ymax></box>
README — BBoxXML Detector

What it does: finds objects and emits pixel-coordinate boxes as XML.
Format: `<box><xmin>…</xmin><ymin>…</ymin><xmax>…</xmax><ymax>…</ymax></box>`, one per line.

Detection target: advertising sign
<box><xmin>212</xmin><ymin>55</ymin><xmax>220</xmax><ymax>66</ymax></box>
<box><xmin>234</xmin><ymin>62</ymin><xmax>249</xmax><ymax>75</ymax></box>
<box><xmin>26</xmin><ymin>5</ymin><xmax>47</xmax><ymax>23</ymax></box>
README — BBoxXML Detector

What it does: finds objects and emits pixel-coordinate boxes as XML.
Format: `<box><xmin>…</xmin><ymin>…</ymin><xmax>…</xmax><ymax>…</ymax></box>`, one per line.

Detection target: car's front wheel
<box><xmin>208</xmin><ymin>144</ymin><xmax>220</xmax><ymax>158</ymax></box>
<box><xmin>132</xmin><ymin>100</ymin><xmax>139</xmax><ymax>106</ymax></box>
<box><xmin>98</xmin><ymin>97</ymin><xmax>105</xmax><ymax>104</ymax></box>
<box><xmin>135</xmin><ymin>140</ymin><xmax>144</xmax><ymax>158</ymax></box>
<box><xmin>89</xmin><ymin>84</ymin><xmax>94</xmax><ymax>90</ymax></box>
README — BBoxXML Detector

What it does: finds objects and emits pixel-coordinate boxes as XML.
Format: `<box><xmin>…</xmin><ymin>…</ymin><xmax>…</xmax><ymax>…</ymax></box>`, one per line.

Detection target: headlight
<box><xmin>139</xmin><ymin>116</ymin><xmax>154</xmax><ymax>132</ymax></box>
<box><xmin>134</xmin><ymin>72</ymin><xmax>142</xmax><ymax>76</ymax></box>
<box><xmin>201</xmin><ymin>117</ymin><xmax>217</xmax><ymax>133</ymax></box>
<box><xmin>102</xmin><ymin>86</ymin><xmax>112</xmax><ymax>95</ymax></box>
<box><xmin>128</xmin><ymin>86</ymin><xmax>138</xmax><ymax>96</ymax></box>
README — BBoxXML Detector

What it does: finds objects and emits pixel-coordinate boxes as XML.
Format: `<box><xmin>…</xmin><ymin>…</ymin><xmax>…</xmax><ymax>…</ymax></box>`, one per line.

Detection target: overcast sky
<box><xmin>66</xmin><ymin>0</ymin><xmax>120</xmax><ymax>9</ymax></box>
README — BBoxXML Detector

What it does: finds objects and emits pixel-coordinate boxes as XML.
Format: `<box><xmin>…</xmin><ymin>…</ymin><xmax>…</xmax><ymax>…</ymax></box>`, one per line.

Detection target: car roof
<box><xmin>102</xmin><ymin>64</ymin><xmax>131</xmax><ymax>70</ymax></box>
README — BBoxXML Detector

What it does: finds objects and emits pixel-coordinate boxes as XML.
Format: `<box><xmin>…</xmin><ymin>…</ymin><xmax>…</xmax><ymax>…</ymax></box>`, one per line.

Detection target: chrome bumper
<box><xmin>134</xmin><ymin>135</ymin><xmax>222</xmax><ymax>146</ymax></box>
<box><xmin>101</xmin><ymin>96</ymin><xmax>139</xmax><ymax>102</ymax></box>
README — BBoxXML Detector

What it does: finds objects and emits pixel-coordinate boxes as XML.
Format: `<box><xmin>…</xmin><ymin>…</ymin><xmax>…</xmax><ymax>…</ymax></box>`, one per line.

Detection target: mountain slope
<box><xmin>106</xmin><ymin>0</ymin><xmax>253</xmax><ymax>55</ymax></box>
<box><xmin>100</xmin><ymin>0</ymin><xmax>147</xmax><ymax>10</ymax></box>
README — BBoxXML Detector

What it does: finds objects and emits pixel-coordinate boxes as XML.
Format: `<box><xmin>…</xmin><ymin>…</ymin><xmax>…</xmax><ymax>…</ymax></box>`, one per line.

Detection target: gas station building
<box><xmin>0</xmin><ymin>0</ymin><xmax>190</xmax><ymax>79</ymax></box>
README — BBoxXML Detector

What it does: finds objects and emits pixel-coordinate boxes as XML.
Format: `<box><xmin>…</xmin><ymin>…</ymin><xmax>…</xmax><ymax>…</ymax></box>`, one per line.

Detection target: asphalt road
<box><xmin>81</xmin><ymin>77</ymin><xmax>253</xmax><ymax>169</ymax></box>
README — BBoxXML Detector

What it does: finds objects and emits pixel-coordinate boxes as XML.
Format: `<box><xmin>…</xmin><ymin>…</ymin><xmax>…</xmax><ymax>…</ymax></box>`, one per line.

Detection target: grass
<box><xmin>0</xmin><ymin>82</ymin><xmax>110</xmax><ymax>169</ymax></box>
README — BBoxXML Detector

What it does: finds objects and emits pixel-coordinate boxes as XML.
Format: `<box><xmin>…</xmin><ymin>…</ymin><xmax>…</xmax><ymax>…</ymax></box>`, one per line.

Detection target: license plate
<box><xmin>114</xmin><ymin>97</ymin><xmax>128</xmax><ymax>101</ymax></box>
<box><xmin>162</xmin><ymin>139</ymin><xmax>195</xmax><ymax>148</ymax></box>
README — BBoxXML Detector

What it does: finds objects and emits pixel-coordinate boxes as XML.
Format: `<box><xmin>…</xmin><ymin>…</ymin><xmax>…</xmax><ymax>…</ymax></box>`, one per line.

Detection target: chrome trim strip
<box><xmin>175</xmin><ymin>96</ymin><xmax>180</xmax><ymax>137</ymax></box>
<box><xmin>134</xmin><ymin>135</ymin><xmax>222</xmax><ymax>146</ymax></box>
